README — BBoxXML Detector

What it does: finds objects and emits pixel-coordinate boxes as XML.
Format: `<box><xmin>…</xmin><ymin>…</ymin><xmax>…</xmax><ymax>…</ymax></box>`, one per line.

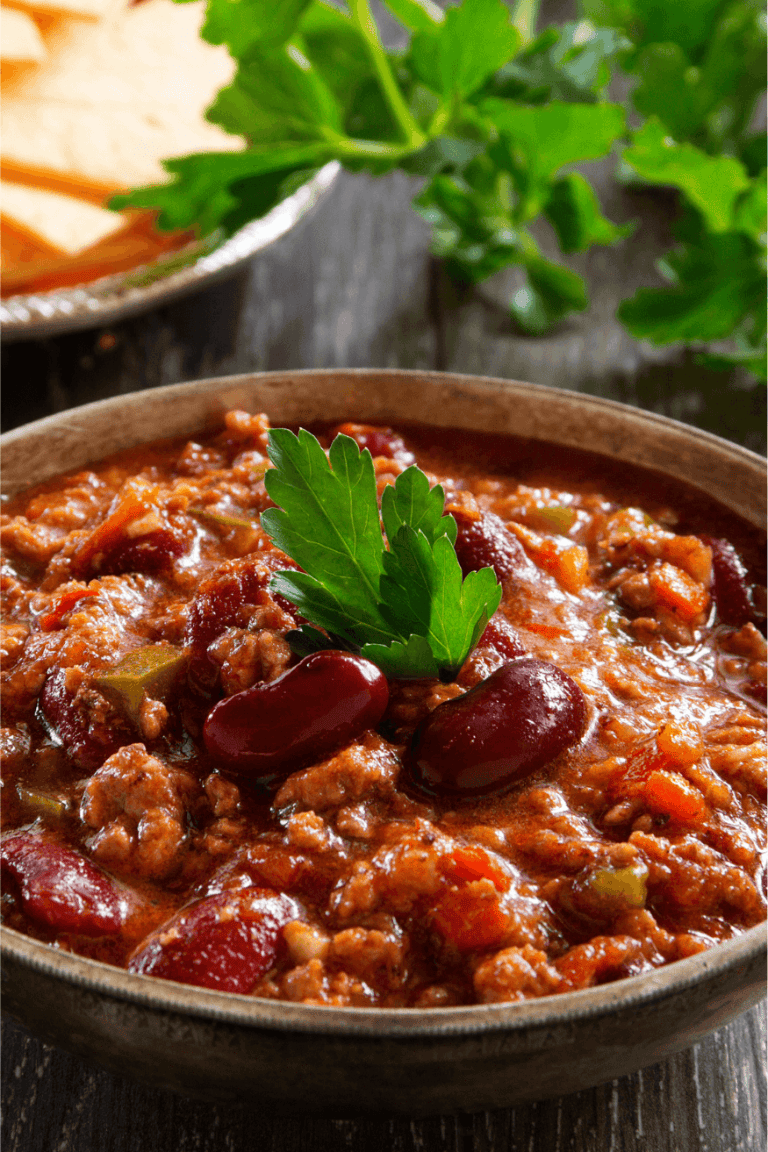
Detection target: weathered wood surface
<box><xmin>3</xmin><ymin>170</ymin><xmax>766</xmax><ymax>451</ymax></box>
<box><xmin>2</xmin><ymin>169</ymin><xmax>766</xmax><ymax>1151</ymax></box>
<box><xmin>2</xmin><ymin>1009</ymin><xmax>766</xmax><ymax>1151</ymax></box>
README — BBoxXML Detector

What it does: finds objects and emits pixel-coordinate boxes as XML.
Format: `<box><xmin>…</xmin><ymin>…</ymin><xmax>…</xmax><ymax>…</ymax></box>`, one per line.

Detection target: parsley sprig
<box><xmin>260</xmin><ymin>428</ymin><xmax>502</xmax><ymax>679</ymax></box>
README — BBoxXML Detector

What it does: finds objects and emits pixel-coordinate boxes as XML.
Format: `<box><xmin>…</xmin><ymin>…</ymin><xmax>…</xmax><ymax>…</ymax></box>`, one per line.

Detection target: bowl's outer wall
<box><xmin>2</xmin><ymin>369</ymin><xmax>766</xmax><ymax>1112</ymax></box>
<box><xmin>2</xmin><ymin>933</ymin><xmax>765</xmax><ymax>1113</ymax></box>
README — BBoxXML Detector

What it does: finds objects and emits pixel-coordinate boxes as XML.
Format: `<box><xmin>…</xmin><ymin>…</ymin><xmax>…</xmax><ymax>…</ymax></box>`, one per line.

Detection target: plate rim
<box><xmin>0</xmin><ymin>163</ymin><xmax>340</xmax><ymax>342</ymax></box>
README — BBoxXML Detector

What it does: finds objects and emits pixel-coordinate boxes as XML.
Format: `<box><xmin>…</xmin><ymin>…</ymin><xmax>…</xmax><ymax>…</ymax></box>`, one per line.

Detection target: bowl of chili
<box><xmin>1</xmin><ymin>369</ymin><xmax>765</xmax><ymax>1113</ymax></box>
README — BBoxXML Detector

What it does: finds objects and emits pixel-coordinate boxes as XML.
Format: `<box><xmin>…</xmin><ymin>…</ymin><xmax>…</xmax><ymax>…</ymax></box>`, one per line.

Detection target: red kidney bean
<box><xmin>408</xmin><ymin>657</ymin><xmax>587</xmax><ymax>798</ymax></box>
<box><xmin>744</xmin><ymin>679</ymin><xmax>767</xmax><ymax>706</ymax></box>
<box><xmin>477</xmin><ymin>616</ymin><xmax>526</xmax><ymax>662</ymax></box>
<box><xmin>128</xmin><ymin>887</ymin><xmax>301</xmax><ymax>992</ymax></box>
<box><xmin>97</xmin><ymin>528</ymin><xmax>187</xmax><ymax>577</ymax></box>
<box><xmin>700</xmin><ymin>535</ymin><xmax>756</xmax><ymax>627</ymax></box>
<box><xmin>332</xmin><ymin>423</ymin><xmax>415</xmax><ymax>464</ymax></box>
<box><xmin>185</xmin><ymin>553</ymin><xmax>298</xmax><ymax>693</ymax></box>
<box><xmin>452</xmin><ymin>509</ymin><xmax>534</xmax><ymax>586</ymax></box>
<box><xmin>203</xmin><ymin>650</ymin><xmax>389</xmax><ymax>780</ymax></box>
<box><xmin>1</xmin><ymin>830</ymin><xmax>131</xmax><ymax>936</ymax></box>
<box><xmin>39</xmin><ymin>668</ymin><xmax>127</xmax><ymax>771</ymax></box>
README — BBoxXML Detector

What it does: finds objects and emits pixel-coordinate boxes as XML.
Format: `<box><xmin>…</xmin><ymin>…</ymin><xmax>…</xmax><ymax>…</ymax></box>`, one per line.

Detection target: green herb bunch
<box><xmin>260</xmin><ymin>428</ymin><xmax>502</xmax><ymax>679</ymax></box>
<box><xmin>114</xmin><ymin>0</ymin><xmax>767</xmax><ymax>379</ymax></box>
<box><xmin>593</xmin><ymin>0</ymin><xmax>767</xmax><ymax>380</ymax></box>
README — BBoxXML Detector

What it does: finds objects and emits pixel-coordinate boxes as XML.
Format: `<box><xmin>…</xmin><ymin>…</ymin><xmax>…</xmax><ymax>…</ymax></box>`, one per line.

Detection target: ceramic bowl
<box><xmin>1</xmin><ymin>369</ymin><xmax>765</xmax><ymax>1115</ymax></box>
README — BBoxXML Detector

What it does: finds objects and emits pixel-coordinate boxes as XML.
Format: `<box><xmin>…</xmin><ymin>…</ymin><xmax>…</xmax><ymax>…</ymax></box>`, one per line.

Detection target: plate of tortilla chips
<box><xmin>0</xmin><ymin>0</ymin><xmax>338</xmax><ymax>339</ymax></box>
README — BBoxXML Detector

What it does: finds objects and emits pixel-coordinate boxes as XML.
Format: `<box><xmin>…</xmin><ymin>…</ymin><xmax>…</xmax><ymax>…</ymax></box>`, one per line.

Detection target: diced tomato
<box><xmin>655</xmin><ymin>720</ymin><xmax>703</xmax><ymax>767</ymax></box>
<box><xmin>507</xmin><ymin>523</ymin><xmax>589</xmax><ymax>593</ymax></box>
<box><xmin>432</xmin><ymin>880</ymin><xmax>509</xmax><ymax>953</ymax></box>
<box><xmin>609</xmin><ymin>741</ymin><xmax>669</xmax><ymax>800</ymax></box>
<box><xmin>441</xmin><ymin>845</ymin><xmax>508</xmax><ymax>892</ymax></box>
<box><xmin>554</xmin><ymin>545</ymin><xmax>589</xmax><ymax>594</ymax></box>
<box><xmin>555</xmin><ymin>935</ymin><xmax>646</xmax><ymax>989</ymax></box>
<box><xmin>39</xmin><ymin>585</ymin><xmax>99</xmax><ymax>631</ymax></box>
<box><xmin>74</xmin><ymin>479</ymin><xmax>156</xmax><ymax>574</ymax></box>
<box><xmin>523</xmin><ymin>622</ymin><xmax>565</xmax><ymax>639</ymax></box>
<box><xmin>644</xmin><ymin>770</ymin><xmax>708</xmax><ymax>825</ymax></box>
<box><xmin>649</xmin><ymin>562</ymin><xmax>709</xmax><ymax>623</ymax></box>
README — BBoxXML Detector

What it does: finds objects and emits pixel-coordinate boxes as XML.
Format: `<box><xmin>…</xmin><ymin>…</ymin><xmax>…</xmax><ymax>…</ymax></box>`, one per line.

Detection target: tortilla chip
<box><xmin>1</xmin><ymin>209</ymin><xmax>192</xmax><ymax>294</ymax></box>
<box><xmin>2</xmin><ymin>180</ymin><xmax>128</xmax><ymax>254</ymax></box>
<box><xmin>2</xmin><ymin>0</ymin><xmax>116</xmax><ymax>21</ymax></box>
<box><xmin>0</xmin><ymin>7</ymin><xmax>46</xmax><ymax>62</ymax></box>
<box><xmin>2</xmin><ymin>0</ymin><xmax>239</xmax><ymax>190</ymax></box>
<box><xmin>2</xmin><ymin>216</ymin><xmax>54</xmax><ymax>267</ymax></box>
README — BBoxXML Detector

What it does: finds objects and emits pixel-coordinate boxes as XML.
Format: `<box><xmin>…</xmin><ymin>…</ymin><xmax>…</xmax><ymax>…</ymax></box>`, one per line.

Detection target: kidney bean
<box><xmin>186</xmin><ymin>553</ymin><xmax>297</xmax><ymax>693</ymax></box>
<box><xmin>477</xmin><ymin>616</ymin><xmax>526</xmax><ymax>662</ymax></box>
<box><xmin>452</xmin><ymin>509</ymin><xmax>534</xmax><ymax>586</ymax></box>
<box><xmin>700</xmin><ymin>536</ymin><xmax>756</xmax><ymax>627</ymax></box>
<box><xmin>97</xmin><ymin>528</ymin><xmax>187</xmax><ymax>577</ymax></box>
<box><xmin>744</xmin><ymin>680</ymin><xmax>767</xmax><ymax>706</ymax></box>
<box><xmin>203</xmin><ymin>650</ymin><xmax>389</xmax><ymax>780</ymax></box>
<box><xmin>39</xmin><ymin>668</ymin><xmax>127</xmax><ymax>771</ymax></box>
<box><xmin>332</xmin><ymin>423</ymin><xmax>415</xmax><ymax>464</ymax></box>
<box><xmin>1</xmin><ymin>830</ymin><xmax>131</xmax><ymax>936</ymax></box>
<box><xmin>128</xmin><ymin>887</ymin><xmax>301</xmax><ymax>993</ymax></box>
<box><xmin>408</xmin><ymin>657</ymin><xmax>587</xmax><ymax>797</ymax></box>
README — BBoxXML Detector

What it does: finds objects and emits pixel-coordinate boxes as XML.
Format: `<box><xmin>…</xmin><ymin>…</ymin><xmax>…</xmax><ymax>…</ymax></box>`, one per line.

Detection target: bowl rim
<box><xmin>2</xmin><ymin>921</ymin><xmax>766</xmax><ymax>1039</ymax></box>
<box><xmin>2</xmin><ymin>366</ymin><xmax>766</xmax><ymax>476</ymax></box>
<box><xmin>2</xmin><ymin>368</ymin><xmax>766</xmax><ymax>1041</ymax></box>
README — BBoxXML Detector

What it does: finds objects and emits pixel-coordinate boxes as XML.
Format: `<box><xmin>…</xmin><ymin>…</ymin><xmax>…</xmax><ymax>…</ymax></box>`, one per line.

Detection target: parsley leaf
<box><xmin>622</xmin><ymin>118</ymin><xmax>750</xmax><ymax>233</ymax></box>
<box><xmin>618</xmin><ymin>208</ymin><xmax>766</xmax><ymax>366</ymax></box>
<box><xmin>409</xmin><ymin>0</ymin><xmax>521</xmax><ymax>100</ymax></box>
<box><xmin>260</xmin><ymin>429</ymin><xmax>502</xmax><ymax>680</ymax></box>
<box><xmin>487</xmin><ymin>21</ymin><xmax>630</xmax><ymax>105</ymax></box>
<box><xmin>618</xmin><ymin>122</ymin><xmax>765</xmax><ymax>373</ymax></box>
<box><xmin>200</xmin><ymin>0</ymin><xmax>311</xmax><ymax>57</ymax></box>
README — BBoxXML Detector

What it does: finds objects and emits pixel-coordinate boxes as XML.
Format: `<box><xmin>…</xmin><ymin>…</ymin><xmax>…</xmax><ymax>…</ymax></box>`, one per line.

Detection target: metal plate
<box><xmin>0</xmin><ymin>163</ymin><xmax>340</xmax><ymax>342</ymax></box>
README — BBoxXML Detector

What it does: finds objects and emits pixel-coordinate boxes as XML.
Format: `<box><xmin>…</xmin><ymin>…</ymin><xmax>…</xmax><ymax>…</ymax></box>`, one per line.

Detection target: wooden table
<box><xmin>2</xmin><ymin>168</ymin><xmax>766</xmax><ymax>1152</ymax></box>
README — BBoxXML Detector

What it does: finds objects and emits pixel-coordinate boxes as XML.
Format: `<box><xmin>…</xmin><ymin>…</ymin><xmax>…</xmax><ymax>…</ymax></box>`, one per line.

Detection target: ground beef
<box><xmin>81</xmin><ymin>744</ymin><xmax>201</xmax><ymax>881</ymax></box>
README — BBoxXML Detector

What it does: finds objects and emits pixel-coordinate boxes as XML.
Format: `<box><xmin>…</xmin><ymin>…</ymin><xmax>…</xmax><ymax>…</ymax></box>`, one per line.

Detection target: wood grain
<box><xmin>2</xmin><ymin>1009</ymin><xmax>765</xmax><ymax>1151</ymax></box>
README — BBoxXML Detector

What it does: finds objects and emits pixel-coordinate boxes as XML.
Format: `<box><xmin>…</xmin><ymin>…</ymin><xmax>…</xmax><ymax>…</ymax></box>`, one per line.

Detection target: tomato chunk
<box><xmin>441</xmin><ymin>846</ymin><xmax>508</xmax><ymax>892</ymax></box>
<box><xmin>39</xmin><ymin>585</ymin><xmax>99</xmax><ymax>632</ymax></box>
<box><xmin>644</xmin><ymin>770</ymin><xmax>708</xmax><ymax>825</ymax></box>
<box><xmin>432</xmin><ymin>881</ymin><xmax>510</xmax><ymax>953</ymax></box>
<box><xmin>649</xmin><ymin>562</ymin><xmax>709</xmax><ymax>622</ymax></box>
<box><xmin>128</xmin><ymin>887</ymin><xmax>302</xmax><ymax>993</ymax></box>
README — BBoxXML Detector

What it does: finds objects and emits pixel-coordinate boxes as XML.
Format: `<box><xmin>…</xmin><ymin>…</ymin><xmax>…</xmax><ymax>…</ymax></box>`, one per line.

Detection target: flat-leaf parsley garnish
<box><xmin>260</xmin><ymin>428</ymin><xmax>502</xmax><ymax>679</ymax></box>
